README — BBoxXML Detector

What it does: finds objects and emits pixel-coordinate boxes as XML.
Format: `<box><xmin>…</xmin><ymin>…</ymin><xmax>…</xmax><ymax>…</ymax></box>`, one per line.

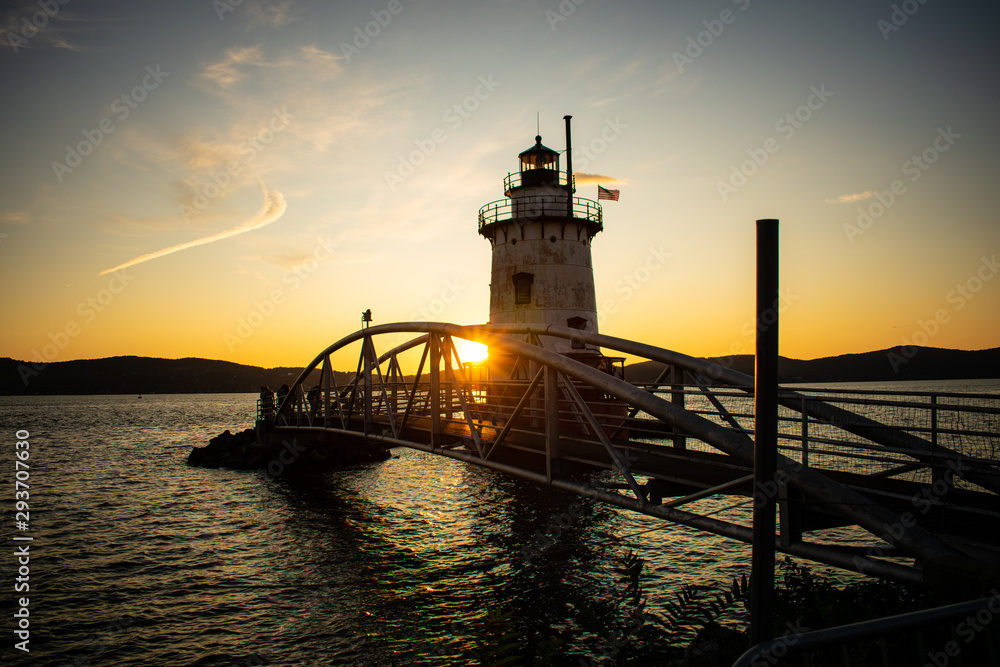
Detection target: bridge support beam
<box><xmin>363</xmin><ymin>334</ymin><xmax>374</xmax><ymax>437</ymax></box>
<box><xmin>430</xmin><ymin>333</ymin><xmax>442</xmax><ymax>448</ymax></box>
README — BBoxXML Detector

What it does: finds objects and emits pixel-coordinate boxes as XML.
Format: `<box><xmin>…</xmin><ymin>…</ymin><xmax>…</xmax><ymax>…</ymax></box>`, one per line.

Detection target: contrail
<box><xmin>99</xmin><ymin>184</ymin><xmax>287</xmax><ymax>276</ymax></box>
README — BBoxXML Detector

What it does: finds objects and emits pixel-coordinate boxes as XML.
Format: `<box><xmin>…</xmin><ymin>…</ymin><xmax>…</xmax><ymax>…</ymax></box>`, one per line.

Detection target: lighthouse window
<box><xmin>512</xmin><ymin>272</ymin><xmax>534</xmax><ymax>305</ymax></box>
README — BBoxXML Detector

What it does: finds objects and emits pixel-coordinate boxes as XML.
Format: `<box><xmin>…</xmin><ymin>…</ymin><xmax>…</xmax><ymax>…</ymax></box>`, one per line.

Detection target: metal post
<box><xmin>545</xmin><ymin>365</ymin><xmax>561</xmax><ymax>483</ymax></box>
<box><xmin>363</xmin><ymin>335</ymin><xmax>373</xmax><ymax>437</ymax></box>
<box><xmin>929</xmin><ymin>395</ymin><xmax>951</xmax><ymax>490</ymax></box>
<box><xmin>671</xmin><ymin>366</ymin><xmax>687</xmax><ymax>449</ymax></box>
<box><xmin>801</xmin><ymin>396</ymin><xmax>809</xmax><ymax>466</ymax></box>
<box><xmin>444</xmin><ymin>337</ymin><xmax>454</xmax><ymax>419</ymax></box>
<box><xmin>750</xmin><ymin>218</ymin><xmax>779</xmax><ymax>644</ymax></box>
<box><xmin>323</xmin><ymin>356</ymin><xmax>332</xmax><ymax>427</ymax></box>
<box><xmin>930</xmin><ymin>394</ymin><xmax>938</xmax><ymax>447</ymax></box>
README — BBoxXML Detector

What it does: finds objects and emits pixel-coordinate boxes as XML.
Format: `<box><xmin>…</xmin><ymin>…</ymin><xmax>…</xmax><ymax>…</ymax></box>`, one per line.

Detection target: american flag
<box><xmin>597</xmin><ymin>185</ymin><xmax>620</xmax><ymax>201</ymax></box>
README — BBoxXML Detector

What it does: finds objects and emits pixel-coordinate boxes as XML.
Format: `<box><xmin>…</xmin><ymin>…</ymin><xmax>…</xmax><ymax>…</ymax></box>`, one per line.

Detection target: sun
<box><xmin>453</xmin><ymin>339</ymin><xmax>489</xmax><ymax>364</ymax></box>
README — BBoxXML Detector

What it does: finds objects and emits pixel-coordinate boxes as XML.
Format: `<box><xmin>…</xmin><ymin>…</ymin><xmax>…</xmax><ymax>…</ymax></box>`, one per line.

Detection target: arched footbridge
<box><xmin>259</xmin><ymin>323</ymin><xmax>1000</xmax><ymax>583</ymax></box>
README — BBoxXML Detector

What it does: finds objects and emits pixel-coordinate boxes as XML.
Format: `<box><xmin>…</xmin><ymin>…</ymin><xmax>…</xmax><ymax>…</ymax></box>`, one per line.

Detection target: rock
<box><xmin>187</xmin><ymin>427</ymin><xmax>391</xmax><ymax>471</ymax></box>
<box><xmin>187</xmin><ymin>428</ymin><xmax>258</xmax><ymax>469</ymax></box>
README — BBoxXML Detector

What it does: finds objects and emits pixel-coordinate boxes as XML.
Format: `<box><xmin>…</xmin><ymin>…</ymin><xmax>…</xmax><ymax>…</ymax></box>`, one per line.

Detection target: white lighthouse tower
<box><xmin>478</xmin><ymin>116</ymin><xmax>608</xmax><ymax>376</ymax></box>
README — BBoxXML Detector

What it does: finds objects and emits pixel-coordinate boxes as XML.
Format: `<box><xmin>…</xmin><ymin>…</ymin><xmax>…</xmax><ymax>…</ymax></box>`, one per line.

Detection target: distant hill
<box><xmin>625</xmin><ymin>346</ymin><xmax>1000</xmax><ymax>384</ymax></box>
<box><xmin>0</xmin><ymin>356</ymin><xmax>354</xmax><ymax>396</ymax></box>
<box><xmin>1</xmin><ymin>346</ymin><xmax>997</xmax><ymax>396</ymax></box>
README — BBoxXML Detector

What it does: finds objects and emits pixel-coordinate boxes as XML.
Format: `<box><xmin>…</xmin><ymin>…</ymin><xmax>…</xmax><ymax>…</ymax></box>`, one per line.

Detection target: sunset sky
<box><xmin>1</xmin><ymin>0</ymin><xmax>998</xmax><ymax>372</ymax></box>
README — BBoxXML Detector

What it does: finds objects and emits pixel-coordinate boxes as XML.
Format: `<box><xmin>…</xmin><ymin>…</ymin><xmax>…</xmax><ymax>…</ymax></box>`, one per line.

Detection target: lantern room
<box><xmin>516</xmin><ymin>136</ymin><xmax>561</xmax><ymax>188</ymax></box>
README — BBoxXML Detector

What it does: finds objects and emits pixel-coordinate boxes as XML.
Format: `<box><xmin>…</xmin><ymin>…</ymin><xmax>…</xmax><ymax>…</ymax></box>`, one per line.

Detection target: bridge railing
<box><xmin>732</xmin><ymin>594</ymin><xmax>1000</xmax><ymax>667</ymax></box>
<box><xmin>631</xmin><ymin>381</ymin><xmax>1000</xmax><ymax>488</ymax></box>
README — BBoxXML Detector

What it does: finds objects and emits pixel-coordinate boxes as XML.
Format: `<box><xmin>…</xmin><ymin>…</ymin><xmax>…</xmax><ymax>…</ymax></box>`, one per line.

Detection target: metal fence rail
<box><xmin>630</xmin><ymin>383</ymin><xmax>1000</xmax><ymax>486</ymax></box>
<box><xmin>478</xmin><ymin>195</ymin><xmax>603</xmax><ymax>228</ymax></box>
<box><xmin>732</xmin><ymin>594</ymin><xmax>1000</xmax><ymax>666</ymax></box>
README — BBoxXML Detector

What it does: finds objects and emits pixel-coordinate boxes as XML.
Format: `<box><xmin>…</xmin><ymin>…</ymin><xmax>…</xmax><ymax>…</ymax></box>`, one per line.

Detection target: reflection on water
<box><xmin>1</xmin><ymin>381</ymin><xmax>994</xmax><ymax>664</ymax></box>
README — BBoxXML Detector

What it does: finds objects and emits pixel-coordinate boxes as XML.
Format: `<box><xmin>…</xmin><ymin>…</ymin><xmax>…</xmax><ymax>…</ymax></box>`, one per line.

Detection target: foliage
<box><xmin>659</xmin><ymin>576</ymin><xmax>748</xmax><ymax>645</ymax></box>
<box><xmin>468</xmin><ymin>550</ymin><xmax>749</xmax><ymax>665</ymax></box>
<box><xmin>469</xmin><ymin>607</ymin><xmax>524</xmax><ymax>666</ymax></box>
<box><xmin>467</xmin><ymin>605</ymin><xmax>563</xmax><ymax>666</ymax></box>
<box><xmin>771</xmin><ymin>556</ymin><xmax>928</xmax><ymax>632</ymax></box>
<box><xmin>467</xmin><ymin>552</ymin><xmax>992</xmax><ymax>666</ymax></box>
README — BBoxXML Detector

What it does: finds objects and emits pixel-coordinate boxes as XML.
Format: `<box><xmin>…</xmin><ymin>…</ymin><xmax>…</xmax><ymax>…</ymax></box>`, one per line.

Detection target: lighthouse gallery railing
<box><xmin>478</xmin><ymin>196</ymin><xmax>603</xmax><ymax>231</ymax></box>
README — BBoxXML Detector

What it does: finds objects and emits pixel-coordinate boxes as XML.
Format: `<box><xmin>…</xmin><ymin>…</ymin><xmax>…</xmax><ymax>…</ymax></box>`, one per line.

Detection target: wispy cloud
<box><xmin>245</xmin><ymin>0</ymin><xmax>298</xmax><ymax>27</ymax></box>
<box><xmin>98</xmin><ymin>185</ymin><xmax>286</xmax><ymax>275</ymax></box>
<box><xmin>0</xmin><ymin>211</ymin><xmax>30</xmax><ymax>225</ymax></box>
<box><xmin>0</xmin><ymin>3</ymin><xmax>118</xmax><ymax>53</ymax></box>
<box><xmin>826</xmin><ymin>191</ymin><xmax>874</xmax><ymax>205</ymax></box>
<box><xmin>201</xmin><ymin>45</ymin><xmax>271</xmax><ymax>89</ymax></box>
<box><xmin>199</xmin><ymin>43</ymin><xmax>342</xmax><ymax>91</ymax></box>
<box><xmin>574</xmin><ymin>172</ymin><xmax>622</xmax><ymax>185</ymax></box>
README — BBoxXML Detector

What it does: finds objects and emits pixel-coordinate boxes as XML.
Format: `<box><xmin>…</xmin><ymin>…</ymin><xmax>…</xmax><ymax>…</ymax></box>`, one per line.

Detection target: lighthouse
<box><xmin>478</xmin><ymin>116</ymin><xmax>608</xmax><ymax>376</ymax></box>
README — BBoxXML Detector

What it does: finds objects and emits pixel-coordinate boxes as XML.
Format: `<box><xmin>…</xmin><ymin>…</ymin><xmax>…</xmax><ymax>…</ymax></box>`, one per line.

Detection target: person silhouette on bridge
<box><xmin>259</xmin><ymin>386</ymin><xmax>275</xmax><ymax>418</ymax></box>
<box><xmin>276</xmin><ymin>384</ymin><xmax>290</xmax><ymax>415</ymax></box>
<box><xmin>308</xmin><ymin>384</ymin><xmax>320</xmax><ymax>417</ymax></box>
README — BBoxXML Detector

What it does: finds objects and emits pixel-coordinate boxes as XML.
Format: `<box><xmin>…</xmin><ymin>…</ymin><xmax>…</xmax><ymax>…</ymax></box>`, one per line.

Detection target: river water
<box><xmin>1</xmin><ymin>380</ymin><xmax>997</xmax><ymax>665</ymax></box>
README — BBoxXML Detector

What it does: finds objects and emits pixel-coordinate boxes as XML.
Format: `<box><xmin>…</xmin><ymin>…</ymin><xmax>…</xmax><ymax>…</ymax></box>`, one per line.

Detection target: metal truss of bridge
<box><xmin>258</xmin><ymin>322</ymin><xmax>1000</xmax><ymax>583</ymax></box>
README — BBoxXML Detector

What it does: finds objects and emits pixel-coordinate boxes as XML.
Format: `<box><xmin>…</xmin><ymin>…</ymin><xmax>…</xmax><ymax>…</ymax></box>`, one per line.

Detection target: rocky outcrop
<box><xmin>186</xmin><ymin>428</ymin><xmax>262</xmax><ymax>469</ymax></box>
<box><xmin>186</xmin><ymin>427</ymin><xmax>391</xmax><ymax>471</ymax></box>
